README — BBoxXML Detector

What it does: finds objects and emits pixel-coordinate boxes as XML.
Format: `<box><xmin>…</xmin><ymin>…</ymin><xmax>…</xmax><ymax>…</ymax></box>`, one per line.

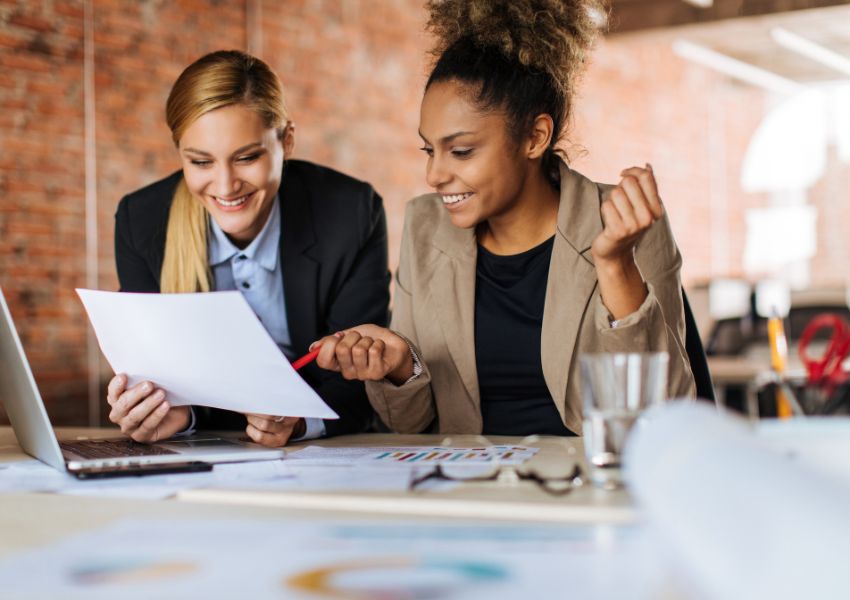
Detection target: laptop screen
<box><xmin>0</xmin><ymin>287</ymin><xmax>67</xmax><ymax>471</ymax></box>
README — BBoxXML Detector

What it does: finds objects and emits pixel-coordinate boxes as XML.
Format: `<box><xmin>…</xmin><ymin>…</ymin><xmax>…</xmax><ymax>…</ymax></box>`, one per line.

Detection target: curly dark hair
<box><xmin>425</xmin><ymin>0</ymin><xmax>607</xmax><ymax>182</ymax></box>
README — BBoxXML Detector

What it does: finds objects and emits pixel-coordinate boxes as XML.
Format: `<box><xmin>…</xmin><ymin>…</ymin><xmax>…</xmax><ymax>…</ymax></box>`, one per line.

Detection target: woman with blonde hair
<box><xmin>107</xmin><ymin>50</ymin><xmax>389</xmax><ymax>446</ymax></box>
<box><xmin>315</xmin><ymin>0</ymin><xmax>695</xmax><ymax>435</ymax></box>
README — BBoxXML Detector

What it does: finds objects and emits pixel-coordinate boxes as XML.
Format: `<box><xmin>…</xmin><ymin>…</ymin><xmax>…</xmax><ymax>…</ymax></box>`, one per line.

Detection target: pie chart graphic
<box><xmin>68</xmin><ymin>558</ymin><xmax>198</xmax><ymax>586</ymax></box>
<box><xmin>286</xmin><ymin>556</ymin><xmax>508</xmax><ymax>599</ymax></box>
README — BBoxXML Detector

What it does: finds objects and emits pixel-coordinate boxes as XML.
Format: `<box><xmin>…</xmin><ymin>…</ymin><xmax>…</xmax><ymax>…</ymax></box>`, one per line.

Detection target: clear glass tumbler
<box><xmin>579</xmin><ymin>352</ymin><xmax>669</xmax><ymax>489</ymax></box>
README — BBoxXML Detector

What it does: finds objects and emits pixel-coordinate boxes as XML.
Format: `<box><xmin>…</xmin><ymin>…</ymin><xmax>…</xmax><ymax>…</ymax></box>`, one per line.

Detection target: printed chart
<box><xmin>69</xmin><ymin>558</ymin><xmax>198</xmax><ymax>585</ymax></box>
<box><xmin>286</xmin><ymin>556</ymin><xmax>508</xmax><ymax>599</ymax></box>
<box><xmin>366</xmin><ymin>446</ymin><xmax>538</xmax><ymax>466</ymax></box>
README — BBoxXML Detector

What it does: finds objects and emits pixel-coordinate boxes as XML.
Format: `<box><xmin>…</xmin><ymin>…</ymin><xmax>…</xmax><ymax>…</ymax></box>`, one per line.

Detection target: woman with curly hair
<box><xmin>315</xmin><ymin>0</ymin><xmax>695</xmax><ymax>435</ymax></box>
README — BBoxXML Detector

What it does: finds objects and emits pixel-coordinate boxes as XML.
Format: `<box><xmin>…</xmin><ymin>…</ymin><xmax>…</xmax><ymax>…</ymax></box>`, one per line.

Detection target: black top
<box><xmin>114</xmin><ymin>159</ymin><xmax>391</xmax><ymax>436</ymax></box>
<box><xmin>474</xmin><ymin>236</ymin><xmax>574</xmax><ymax>436</ymax></box>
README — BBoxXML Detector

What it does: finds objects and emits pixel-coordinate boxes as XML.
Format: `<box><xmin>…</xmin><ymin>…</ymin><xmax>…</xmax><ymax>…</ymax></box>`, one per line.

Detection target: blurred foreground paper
<box><xmin>76</xmin><ymin>289</ymin><xmax>337</xmax><ymax>419</ymax></box>
<box><xmin>0</xmin><ymin>518</ymin><xmax>682</xmax><ymax>599</ymax></box>
<box><xmin>625</xmin><ymin>403</ymin><xmax>850</xmax><ymax>600</ymax></box>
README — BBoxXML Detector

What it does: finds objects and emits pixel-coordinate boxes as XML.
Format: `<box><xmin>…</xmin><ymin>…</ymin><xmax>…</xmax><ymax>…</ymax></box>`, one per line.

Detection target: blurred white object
<box><xmin>744</xmin><ymin>205</ymin><xmax>817</xmax><ymax>278</ymax></box>
<box><xmin>625</xmin><ymin>403</ymin><xmax>850</xmax><ymax>600</ymax></box>
<box><xmin>741</xmin><ymin>90</ymin><xmax>827</xmax><ymax>193</ymax></box>
<box><xmin>834</xmin><ymin>84</ymin><xmax>850</xmax><ymax>163</ymax></box>
<box><xmin>672</xmin><ymin>40</ymin><xmax>802</xmax><ymax>96</ymax></box>
<box><xmin>708</xmin><ymin>279</ymin><xmax>751</xmax><ymax>321</ymax></box>
<box><xmin>770</xmin><ymin>29</ymin><xmax>850</xmax><ymax>77</ymax></box>
<box><xmin>757</xmin><ymin>418</ymin><xmax>850</xmax><ymax>484</ymax></box>
<box><xmin>755</xmin><ymin>279</ymin><xmax>791</xmax><ymax>318</ymax></box>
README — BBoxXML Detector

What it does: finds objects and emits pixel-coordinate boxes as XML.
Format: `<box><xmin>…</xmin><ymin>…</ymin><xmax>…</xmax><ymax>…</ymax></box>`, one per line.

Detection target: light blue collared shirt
<box><xmin>183</xmin><ymin>198</ymin><xmax>325</xmax><ymax>440</ymax></box>
<box><xmin>208</xmin><ymin>197</ymin><xmax>293</xmax><ymax>359</ymax></box>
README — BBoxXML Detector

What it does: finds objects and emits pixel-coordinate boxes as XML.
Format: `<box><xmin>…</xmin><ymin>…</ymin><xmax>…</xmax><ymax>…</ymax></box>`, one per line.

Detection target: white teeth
<box><xmin>441</xmin><ymin>192</ymin><xmax>472</xmax><ymax>205</ymax></box>
<box><xmin>214</xmin><ymin>194</ymin><xmax>249</xmax><ymax>207</ymax></box>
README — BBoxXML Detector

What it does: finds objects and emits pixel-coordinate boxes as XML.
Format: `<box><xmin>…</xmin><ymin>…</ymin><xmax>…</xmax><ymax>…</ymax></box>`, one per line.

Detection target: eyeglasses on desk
<box><xmin>407</xmin><ymin>435</ymin><xmax>585</xmax><ymax>497</ymax></box>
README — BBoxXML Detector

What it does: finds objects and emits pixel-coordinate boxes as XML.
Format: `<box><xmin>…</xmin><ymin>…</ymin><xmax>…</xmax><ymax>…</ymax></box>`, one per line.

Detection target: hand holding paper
<box><xmin>77</xmin><ymin>289</ymin><xmax>338</xmax><ymax>420</ymax></box>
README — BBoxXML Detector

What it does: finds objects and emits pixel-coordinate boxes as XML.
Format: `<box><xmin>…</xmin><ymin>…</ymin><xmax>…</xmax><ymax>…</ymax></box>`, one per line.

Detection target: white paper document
<box><xmin>208</xmin><ymin>461</ymin><xmax>414</xmax><ymax>492</ymax></box>
<box><xmin>0</xmin><ymin>459</ymin><xmax>213</xmax><ymax>500</ymax></box>
<box><xmin>0</xmin><ymin>518</ymin><xmax>685</xmax><ymax>600</ymax></box>
<box><xmin>0</xmin><ymin>459</ymin><xmax>413</xmax><ymax>499</ymax></box>
<box><xmin>76</xmin><ymin>289</ymin><xmax>337</xmax><ymax>419</ymax></box>
<box><xmin>626</xmin><ymin>403</ymin><xmax>850</xmax><ymax>600</ymax></box>
<box><xmin>287</xmin><ymin>445</ymin><xmax>539</xmax><ymax>466</ymax></box>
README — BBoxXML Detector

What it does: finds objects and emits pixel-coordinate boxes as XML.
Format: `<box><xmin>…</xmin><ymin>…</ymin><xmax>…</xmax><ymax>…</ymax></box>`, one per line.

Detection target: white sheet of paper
<box><xmin>286</xmin><ymin>445</ymin><xmax>539</xmax><ymax>466</ymax></box>
<box><xmin>0</xmin><ymin>459</ymin><xmax>213</xmax><ymax>500</ymax></box>
<box><xmin>626</xmin><ymin>403</ymin><xmax>850</xmax><ymax>600</ymax></box>
<box><xmin>0</xmin><ymin>518</ymin><xmax>686</xmax><ymax>600</ymax></box>
<box><xmin>0</xmin><ymin>458</ymin><xmax>413</xmax><ymax>499</ymax></box>
<box><xmin>209</xmin><ymin>461</ymin><xmax>414</xmax><ymax>492</ymax></box>
<box><xmin>76</xmin><ymin>289</ymin><xmax>337</xmax><ymax>419</ymax></box>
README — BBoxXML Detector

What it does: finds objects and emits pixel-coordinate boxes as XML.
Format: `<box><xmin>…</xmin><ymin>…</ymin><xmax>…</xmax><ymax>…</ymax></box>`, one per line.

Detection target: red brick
<box><xmin>8</xmin><ymin>13</ymin><xmax>55</xmax><ymax>33</ymax></box>
<box><xmin>0</xmin><ymin>52</ymin><xmax>53</xmax><ymax>72</ymax></box>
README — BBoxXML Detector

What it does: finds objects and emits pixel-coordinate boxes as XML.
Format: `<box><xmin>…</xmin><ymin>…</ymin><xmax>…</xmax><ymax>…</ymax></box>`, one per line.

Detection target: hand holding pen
<box><xmin>312</xmin><ymin>325</ymin><xmax>415</xmax><ymax>385</ymax></box>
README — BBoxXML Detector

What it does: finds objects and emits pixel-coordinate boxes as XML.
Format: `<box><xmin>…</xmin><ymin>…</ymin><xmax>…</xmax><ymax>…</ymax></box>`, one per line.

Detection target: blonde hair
<box><xmin>160</xmin><ymin>50</ymin><xmax>289</xmax><ymax>293</ymax></box>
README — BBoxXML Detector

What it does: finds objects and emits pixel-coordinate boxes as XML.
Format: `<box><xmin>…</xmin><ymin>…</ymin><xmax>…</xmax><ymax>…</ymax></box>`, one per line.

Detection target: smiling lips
<box><xmin>213</xmin><ymin>191</ymin><xmax>254</xmax><ymax>209</ymax></box>
<box><xmin>441</xmin><ymin>192</ymin><xmax>473</xmax><ymax>205</ymax></box>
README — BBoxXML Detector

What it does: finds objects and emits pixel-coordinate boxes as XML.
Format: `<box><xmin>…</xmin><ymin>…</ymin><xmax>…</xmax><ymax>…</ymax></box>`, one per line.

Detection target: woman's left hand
<box><xmin>591</xmin><ymin>164</ymin><xmax>664</xmax><ymax>264</ymax></box>
<box><xmin>245</xmin><ymin>414</ymin><xmax>305</xmax><ymax>448</ymax></box>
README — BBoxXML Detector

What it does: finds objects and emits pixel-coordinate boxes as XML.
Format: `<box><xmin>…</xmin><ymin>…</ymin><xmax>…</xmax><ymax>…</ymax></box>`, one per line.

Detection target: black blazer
<box><xmin>114</xmin><ymin>159</ymin><xmax>391</xmax><ymax>437</ymax></box>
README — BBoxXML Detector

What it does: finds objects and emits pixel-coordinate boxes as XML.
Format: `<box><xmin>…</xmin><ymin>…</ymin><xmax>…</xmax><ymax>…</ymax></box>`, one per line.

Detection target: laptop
<box><xmin>0</xmin><ymin>286</ymin><xmax>284</xmax><ymax>478</ymax></box>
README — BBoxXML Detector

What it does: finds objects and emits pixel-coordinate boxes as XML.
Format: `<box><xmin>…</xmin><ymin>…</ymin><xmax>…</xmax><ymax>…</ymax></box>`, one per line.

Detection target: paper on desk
<box><xmin>209</xmin><ymin>460</ymin><xmax>414</xmax><ymax>492</ymax></box>
<box><xmin>287</xmin><ymin>445</ymin><xmax>539</xmax><ymax>466</ymax></box>
<box><xmin>625</xmin><ymin>403</ymin><xmax>850</xmax><ymax>600</ymax></box>
<box><xmin>0</xmin><ymin>459</ymin><xmax>214</xmax><ymax>500</ymax></box>
<box><xmin>76</xmin><ymin>289</ymin><xmax>337</xmax><ymax>419</ymax></box>
<box><xmin>756</xmin><ymin>417</ymin><xmax>850</xmax><ymax>485</ymax></box>
<box><xmin>0</xmin><ymin>518</ymin><xmax>685</xmax><ymax>600</ymax></box>
<box><xmin>0</xmin><ymin>459</ymin><xmax>414</xmax><ymax>498</ymax></box>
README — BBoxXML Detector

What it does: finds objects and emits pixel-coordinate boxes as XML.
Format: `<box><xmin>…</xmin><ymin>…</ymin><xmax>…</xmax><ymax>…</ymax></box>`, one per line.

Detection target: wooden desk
<box><xmin>183</xmin><ymin>432</ymin><xmax>636</xmax><ymax>523</ymax></box>
<box><xmin>0</xmin><ymin>427</ymin><xmax>699</xmax><ymax>600</ymax></box>
<box><xmin>0</xmin><ymin>426</ymin><xmax>637</xmax><ymax>555</ymax></box>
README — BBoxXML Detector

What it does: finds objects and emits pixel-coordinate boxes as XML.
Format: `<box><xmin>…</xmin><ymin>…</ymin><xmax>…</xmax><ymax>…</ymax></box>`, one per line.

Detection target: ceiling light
<box><xmin>771</xmin><ymin>27</ymin><xmax>850</xmax><ymax>77</ymax></box>
<box><xmin>673</xmin><ymin>39</ymin><xmax>804</xmax><ymax>95</ymax></box>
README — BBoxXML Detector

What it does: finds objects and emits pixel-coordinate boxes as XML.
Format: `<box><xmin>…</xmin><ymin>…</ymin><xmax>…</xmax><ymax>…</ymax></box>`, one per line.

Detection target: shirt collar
<box><xmin>208</xmin><ymin>196</ymin><xmax>281</xmax><ymax>271</ymax></box>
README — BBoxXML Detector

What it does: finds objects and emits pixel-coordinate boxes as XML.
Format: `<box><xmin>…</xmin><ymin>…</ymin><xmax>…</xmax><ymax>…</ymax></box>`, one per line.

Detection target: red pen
<box><xmin>291</xmin><ymin>347</ymin><xmax>320</xmax><ymax>371</ymax></box>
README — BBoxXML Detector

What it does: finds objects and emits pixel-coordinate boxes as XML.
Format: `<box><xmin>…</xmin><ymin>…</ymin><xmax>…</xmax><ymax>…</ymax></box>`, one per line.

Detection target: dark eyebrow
<box><xmin>418</xmin><ymin>130</ymin><xmax>475</xmax><ymax>145</ymax></box>
<box><xmin>182</xmin><ymin>142</ymin><xmax>264</xmax><ymax>157</ymax></box>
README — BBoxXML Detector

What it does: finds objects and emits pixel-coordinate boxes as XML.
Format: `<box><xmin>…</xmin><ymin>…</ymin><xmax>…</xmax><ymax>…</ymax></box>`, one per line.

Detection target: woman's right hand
<box><xmin>106</xmin><ymin>374</ymin><xmax>190</xmax><ymax>443</ymax></box>
<box><xmin>313</xmin><ymin>325</ymin><xmax>414</xmax><ymax>385</ymax></box>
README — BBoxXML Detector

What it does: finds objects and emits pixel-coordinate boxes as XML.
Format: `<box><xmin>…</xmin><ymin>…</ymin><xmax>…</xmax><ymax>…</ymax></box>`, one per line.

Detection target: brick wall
<box><xmin>572</xmin><ymin>31</ymin><xmax>850</xmax><ymax>287</ymax></box>
<box><xmin>570</xmin><ymin>32</ymin><xmax>773</xmax><ymax>286</ymax></box>
<box><xmin>0</xmin><ymin>0</ymin><xmax>88</xmax><ymax>424</ymax></box>
<box><xmin>1</xmin><ymin>1</ymin><xmax>848</xmax><ymax>425</ymax></box>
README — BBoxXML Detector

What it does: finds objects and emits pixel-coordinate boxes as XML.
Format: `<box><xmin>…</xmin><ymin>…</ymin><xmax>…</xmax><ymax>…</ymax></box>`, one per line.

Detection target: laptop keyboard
<box><xmin>60</xmin><ymin>439</ymin><xmax>179</xmax><ymax>459</ymax></box>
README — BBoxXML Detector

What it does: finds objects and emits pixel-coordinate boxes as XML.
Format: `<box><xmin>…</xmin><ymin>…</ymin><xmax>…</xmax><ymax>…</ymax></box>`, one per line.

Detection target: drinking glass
<box><xmin>579</xmin><ymin>352</ymin><xmax>669</xmax><ymax>489</ymax></box>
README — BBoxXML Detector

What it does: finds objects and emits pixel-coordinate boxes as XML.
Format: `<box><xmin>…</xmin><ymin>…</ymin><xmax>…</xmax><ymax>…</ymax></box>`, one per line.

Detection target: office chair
<box><xmin>683</xmin><ymin>289</ymin><xmax>716</xmax><ymax>402</ymax></box>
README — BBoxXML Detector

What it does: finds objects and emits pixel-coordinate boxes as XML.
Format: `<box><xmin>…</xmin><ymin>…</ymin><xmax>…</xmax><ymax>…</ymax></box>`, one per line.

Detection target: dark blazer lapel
<box><xmin>430</xmin><ymin>213</ymin><xmax>480</xmax><ymax>412</ymax></box>
<box><xmin>279</xmin><ymin>163</ymin><xmax>320</xmax><ymax>352</ymax></box>
<box><xmin>541</xmin><ymin>163</ymin><xmax>604</xmax><ymax>425</ymax></box>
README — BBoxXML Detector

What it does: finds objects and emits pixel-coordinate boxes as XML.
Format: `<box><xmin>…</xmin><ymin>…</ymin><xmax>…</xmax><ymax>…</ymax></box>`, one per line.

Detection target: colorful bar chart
<box><xmin>367</xmin><ymin>446</ymin><xmax>537</xmax><ymax>466</ymax></box>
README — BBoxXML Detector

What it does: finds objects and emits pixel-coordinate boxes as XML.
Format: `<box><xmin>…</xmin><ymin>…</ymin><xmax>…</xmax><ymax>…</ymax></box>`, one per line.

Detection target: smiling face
<box><xmin>419</xmin><ymin>79</ymin><xmax>535</xmax><ymax>230</ymax></box>
<box><xmin>178</xmin><ymin>104</ymin><xmax>290</xmax><ymax>247</ymax></box>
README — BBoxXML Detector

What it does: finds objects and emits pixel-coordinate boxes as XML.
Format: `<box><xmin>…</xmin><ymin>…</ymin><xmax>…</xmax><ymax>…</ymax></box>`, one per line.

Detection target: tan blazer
<box><xmin>367</xmin><ymin>162</ymin><xmax>696</xmax><ymax>435</ymax></box>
